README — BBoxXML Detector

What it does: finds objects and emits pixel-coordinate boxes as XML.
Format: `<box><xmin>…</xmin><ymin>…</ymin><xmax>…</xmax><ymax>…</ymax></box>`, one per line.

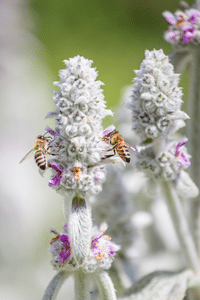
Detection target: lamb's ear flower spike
<box><xmin>131</xmin><ymin>49</ymin><xmax>189</xmax><ymax>141</ymax></box>
<box><xmin>45</xmin><ymin>55</ymin><xmax>113</xmax><ymax>199</ymax></box>
<box><xmin>43</xmin><ymin>56</ymin><xmax>120</xmax><ymax>300</ymax></box>
<box><xmin>130</xmin><ymin>49</ymin><xmax>200</xmax><ymax>274</ymax></box>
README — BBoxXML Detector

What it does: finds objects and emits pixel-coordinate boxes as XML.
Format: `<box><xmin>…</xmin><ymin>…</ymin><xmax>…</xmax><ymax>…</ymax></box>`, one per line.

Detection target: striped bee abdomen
<box><xmin>116</xmin><ymin>145</ymin><xmax>130</xmax><ymax>163</ymax></box>
<box><xmin>34</xmin><ymin>150</ymin><xmax>47</xmax><ymax>170</ymax></box>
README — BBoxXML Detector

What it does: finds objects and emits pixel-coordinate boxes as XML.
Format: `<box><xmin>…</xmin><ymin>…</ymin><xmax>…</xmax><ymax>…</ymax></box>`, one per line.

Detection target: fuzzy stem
<box><xmin>161</xmin><ymin>181</ymin><xmax>200</xmax><ymax>274</ymax></box>
<box><xmin>43</xmin><ymin>270</ymin><xmax>70</xmax><ymax>300</ymax></box>
<box><xmin>197</xmin><ymin>0</ymin><xmax>200</xmax><ymax>10</ymax></box>
<box><xmin>93</xmin><ymin>271</ymin><xmax>117</xmax><ymax>300</ymax></box>
<box><xmin>74</xmin><ymin>271</ymin><xmax>90</xmax><ymax>300</ymax></box>
<box><xmin>168</xmin><ymin>51</ymin><xmax>191</xmax><ymax>73</ymax></box>
<box><xmin>187</xmin><ymin>47</ymin><xmax>200</xmax><ymax>184</ymax></box>
<box><xmin>187</xmin><ymin>46</ymin><xmax>200</xmax><ymax>256</ymax></box>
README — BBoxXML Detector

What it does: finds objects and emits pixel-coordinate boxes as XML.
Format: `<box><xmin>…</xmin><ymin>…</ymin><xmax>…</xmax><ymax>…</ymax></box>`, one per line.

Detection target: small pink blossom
<box><xmin>103</xmin><ymin>125</ymin><xmax>115</xmax><ymax>136</ymax></box>
<box><xmin>162</xmin><ymin>11</ymin><xmax>177</xmax><ymax>25</ymax></box>
<box><xmin>175</xmin><ymin>138</ymin><xmax>191</xmax><ymax>167</ymax></box>
<box><xmin>188</xmin><ymin>9</ymin><xmax>200</xmax><ymax>24</ymax></box>
<box><xmin>45</xmin><ymin>126</ymin><xmax>57</xmax><ymax>136</ymax></box>
<box><xmin>182</xmin><ymin>24</ymin><xmax>195</xmax><ymax>43</ymax></box>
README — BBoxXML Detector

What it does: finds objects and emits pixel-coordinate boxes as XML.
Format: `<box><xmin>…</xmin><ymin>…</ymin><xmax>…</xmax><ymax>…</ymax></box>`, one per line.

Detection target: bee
<box><xmin>103</xmin><ymin>129</ymin><xmax>135</xmax><ymax>163</ymax></box>
<box><xmin>19</xmin><ymin>135</ymin><xmax>54</xmax><ymax>170</ymax></box>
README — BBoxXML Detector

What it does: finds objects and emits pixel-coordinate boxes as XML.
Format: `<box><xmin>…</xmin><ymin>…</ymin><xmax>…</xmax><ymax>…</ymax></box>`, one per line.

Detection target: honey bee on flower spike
<box><xmin>102</xmin><ymin>125</ymin><xmax>136</xmax><ymax>163</ymax></box>
<box><xmin>19</xmin><ymin>132</ymin><xmax>57</xmax><ymax>170</ymax></box>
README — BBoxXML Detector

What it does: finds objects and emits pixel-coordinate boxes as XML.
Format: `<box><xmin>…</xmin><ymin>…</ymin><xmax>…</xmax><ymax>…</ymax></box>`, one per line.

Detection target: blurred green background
<box><xmin>30</xmin><ymin>0</ymin><xmax>192</xmax><ymax>121</ymax></box>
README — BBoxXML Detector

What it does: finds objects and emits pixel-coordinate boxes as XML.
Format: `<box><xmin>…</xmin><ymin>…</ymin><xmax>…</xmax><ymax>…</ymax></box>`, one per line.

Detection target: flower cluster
<box><xmin>163</xmin><ymin>2</ymin><xmax>200</xmax><ymax>46</ymax></box>
<box><xmin>45</xmin><ymin>56</ymin><xmax>113</xmax><ymax>198</ymax></box>
<box><xmin>49</xmin><ymin>223</ymin><xmax>120</xmax><ymax>272</ymax></box>
<box><xmin>130</xmin><ymin>49</ymin><xmax>188</xmax><ymax>140</ymax></box>
<box><xmin>136</xmin><ymin>138</ymin><xmax>190</xmax><ymax>181</ymax></box>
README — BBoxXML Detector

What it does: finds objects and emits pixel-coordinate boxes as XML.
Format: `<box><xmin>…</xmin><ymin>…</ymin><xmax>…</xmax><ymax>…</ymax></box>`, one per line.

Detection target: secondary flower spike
<box><xmin>45</xmin><ymin>56</ymin><xmax>113</xmax><ymax>198</ymax></box>
<box><xmin>130</xmin><ymin>49</ymin><xmax>189</xmax><ymax>140</ymax></box>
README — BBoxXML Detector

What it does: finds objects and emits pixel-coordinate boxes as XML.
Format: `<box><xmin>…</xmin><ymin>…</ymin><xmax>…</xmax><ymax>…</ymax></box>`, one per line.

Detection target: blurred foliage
<box><xmin>30</xmin><ymin>0</ymin><xmax>193</xmax><ymax>125</ymax></box>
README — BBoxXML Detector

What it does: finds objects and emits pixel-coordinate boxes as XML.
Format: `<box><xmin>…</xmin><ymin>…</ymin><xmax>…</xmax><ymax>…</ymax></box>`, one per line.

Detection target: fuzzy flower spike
<box><xmin>130</xmin><ymin>49</ymin><xmax>192</xmax><ymax>183</ymax></box>
<box><xmin>163</xmin><ymin>2</ymin><xmax>200</xmax><ymax>46</ymax></box>
<box><xmin>131</xmin><ymin>49</ymin><xmax>189</xmax><ymax>140</ymax></box>
<box><xmin>45</xmin><ymin>56</ymin><xmax>113</xmax><ymax>198</ymax></box>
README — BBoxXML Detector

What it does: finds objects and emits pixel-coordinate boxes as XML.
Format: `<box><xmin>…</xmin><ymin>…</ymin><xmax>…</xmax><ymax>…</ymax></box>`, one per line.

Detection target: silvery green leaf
<box><xmin>44</xmin><ymin>109</ymin><xmax>59</xmax><ymax>119</ymax></box>
<box><xmin>119</xmin><ymin>269</ymin><xmax>192</xmax><ymax>300</ymax></box>
<box><xmin>174</xmin><ymin>171</ymin><xmax>199</xmax><ymax>199</ymax></box>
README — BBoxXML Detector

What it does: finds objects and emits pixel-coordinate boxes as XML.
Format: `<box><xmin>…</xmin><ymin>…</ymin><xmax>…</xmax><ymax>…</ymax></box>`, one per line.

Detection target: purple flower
<box><xmin>175</xmin><ymin>138</ymin><xmax>191</xmax><ymax>167</ymax></box>
<box><xmin>103</xmin><ymin>125</ymin><xmax>115</xmax><ymax>136</ymax></box>
<box><xmin>182</xmin><ymin>24</ymin><xmax>195</xmax><ymax>43</ymax></box>
<box><xmin>188</xmin><ymin>9</ymin><xmax>200</xmax><ymax>24</ymax></box>
<box><xmin>108</xmin><ymin>245</ymin><xmax>115</xmax><ymax>256</ymax></box>
<box><xmin>48</xmin><ymin>163</ymin><xmax>62</xmax><ymax>186</ymax></box>
<box><xmin>162</xmin><ymin>11</ymin><xmax>177</xmax><ymax>25</ymax></box>
<box><xmin>49</xmin><ymin>173</ymin><xmax>62</xmax><ymax>187</ymax></box>
<box><xmin>51</xmin><ymin>163</ymin><xmax>62</xmax><ymax>172</ymax></box>
<box><xmin>91</xmin><ymin>234</ymin><xmax>105</xmax><ymax>260</ymax></box>
<box><xmin>57</xmin><ymin>234</ymin><xmax>71</xmax><ymax>263</ymax></box>
<box><xmin>45</xmin><ymin>126</ymin><xmax>57</xmax><ymax>136</ymax></box>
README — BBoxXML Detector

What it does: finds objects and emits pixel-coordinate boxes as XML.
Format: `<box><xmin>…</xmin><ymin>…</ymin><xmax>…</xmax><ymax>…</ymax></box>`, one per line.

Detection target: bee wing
<box><xmin>19</xmin><ymin>149</ymin><xmax>34</xmax><ymax>164</ymax></box>
<box><xmin>125</xmin><ymin>142</ymin><xmax>137</xmax><ymax>152</ymax></box>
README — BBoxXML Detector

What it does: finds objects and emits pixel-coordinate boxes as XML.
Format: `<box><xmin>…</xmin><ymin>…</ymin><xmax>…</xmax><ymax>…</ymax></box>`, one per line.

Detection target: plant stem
<box><xmin>161</xmin><ymin>181</ymin><xmax>200</xmax><ymax>274</ymax></box>
<box><xmin>74</xmin><ymin>271</ymin><xmax>90</xmax><ymax>300</ymax></box>
<box><xmin>197</xmin><ymin>0</ymin><xmax>200</xmax><ymax>10</ymax></box>
<box><xmin>43</xmin><ymin>271</ymin><xmax>70</xmax><ymax>300</ymax></box>
<box><xmin>93</xmin><ymin>271</ymin><xmax>117</xmax><ymax>300</ymax></box>
<box><xmin>187</xmin><ymin>46</ymin><xmax>200</xmax><ymax>256</ymax></box>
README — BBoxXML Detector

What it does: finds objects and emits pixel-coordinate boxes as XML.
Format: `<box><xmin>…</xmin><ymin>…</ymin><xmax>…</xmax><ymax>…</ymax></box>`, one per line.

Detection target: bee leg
<box><xmin>102</xmin><ymin>149</ymin><xmax>116</xmax><ymax>160</ymax></box>
<box><xmin>47</xmin><ymin>145</ymin><xmax>60</xmax><ymax>151</ymax></box>
<box><xmin>46</xmin><ymin>151</ymin><xmax>58</xmax><ymax>156</ymax></box>
<box><xmin>104</xmin><ymin>144</ymin><xmax>117</xmax><ymax>152</ymax></box>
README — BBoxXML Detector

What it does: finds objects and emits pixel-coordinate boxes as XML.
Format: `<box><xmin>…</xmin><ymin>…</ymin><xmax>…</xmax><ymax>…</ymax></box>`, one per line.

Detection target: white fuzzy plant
<box><xmin>32</xmin><ymin>3</ymin><xmax>200</xmax><ymax>298</ymax></box>
<box><xmin>125</xmin><ymin>48</ymin><xmax>200</xmax><ymax>299</ymax></box>
<box><xmin>42</xmin><ymin>51</ymin><xmax>199</xmax><ymax>300</ymax></box>
<box><xmin>42</xmin><ymin>56</ymin><xmax>121</xmax><ymax>300</ymax></box>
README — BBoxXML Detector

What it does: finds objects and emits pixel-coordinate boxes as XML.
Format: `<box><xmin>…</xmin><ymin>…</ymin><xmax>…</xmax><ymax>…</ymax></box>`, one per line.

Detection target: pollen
<box><xmin>95</xmin><ymin>253</ymin><xmax>105</xmax><ymax>260</ymax></box>
<box><xmin>72</xmin><ymin>166</ymin><xmax>82</xmax><ymax>181</ymax></box>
